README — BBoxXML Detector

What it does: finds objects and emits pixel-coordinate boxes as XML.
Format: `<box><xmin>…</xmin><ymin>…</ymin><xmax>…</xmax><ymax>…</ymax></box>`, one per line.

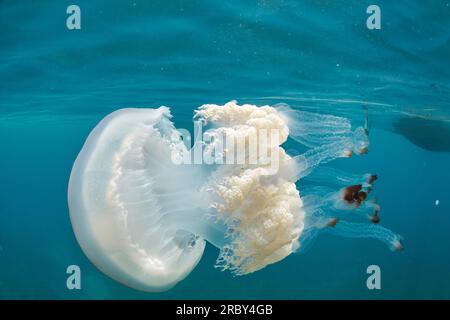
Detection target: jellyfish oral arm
<box><xmin>325</xmin><ymin>221</ymin><xmax>404</xmax><ymax>252</ymax></box>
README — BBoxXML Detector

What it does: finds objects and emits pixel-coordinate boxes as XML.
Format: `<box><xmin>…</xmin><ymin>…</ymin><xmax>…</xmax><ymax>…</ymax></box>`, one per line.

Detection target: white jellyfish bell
<box><xmin>68</xmin><ymin>101</ymin><xmax>403</xmax><ymax>292</ymax></box>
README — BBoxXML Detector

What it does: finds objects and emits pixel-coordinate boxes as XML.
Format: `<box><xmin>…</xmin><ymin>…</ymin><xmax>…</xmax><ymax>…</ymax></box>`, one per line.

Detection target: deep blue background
<box><xmin>0</xmin><ymin>1</ymin><xmax>449</xmax><ymax>299</ymax></box>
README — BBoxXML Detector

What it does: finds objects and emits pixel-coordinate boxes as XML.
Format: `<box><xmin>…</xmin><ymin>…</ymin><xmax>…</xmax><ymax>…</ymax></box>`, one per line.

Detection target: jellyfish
<box><xmin>68</xmin><ymin>101</ymin><xmax>403</xmax><ymax>292</ymax></box>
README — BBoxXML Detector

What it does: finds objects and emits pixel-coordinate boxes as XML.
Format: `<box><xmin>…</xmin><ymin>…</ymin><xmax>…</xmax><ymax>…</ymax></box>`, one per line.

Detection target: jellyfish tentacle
<box><xmin>325</xmin><ymin>221</ymin><xmax>404</xmax><ymax>252</ymax></box>
<box><xmin>275</xmin><ymin>104</ymin><xmax>352</xmax><ymax>148</ymax></box>
<box><xmin>363</xmin><ymin>103</ymin><xmax>370</xmax><ymax>136</ymax></box>
<box><xmin>276</xmin><ymin>104</ymin><xmax>370</xmax><ymax>155</ymax></box>
<box><xmin>301</xmin><ymin>186</ymin><xmax>380</xmax><ymax>223</ymax></box>
<box><xmin>298</xmin><ymin>206</ymin><xmax>402</xmax><ymax>253</ymax></box>
<box><xmin>295</xmin><ymin>205</ymin><xmax>328</xmax><ymax>253</ymax></box>
<box><xmin>299</xmin><ymin>181</ymin><xmax>399</xmax><ymax>253</ymax></box>
<box><xmin>303</xmin><ymin>166</ymin><xmax>378</xmax><ymax>190</ymax></box>
<box><xmin>290</xmin><ymin>138</ymin><xmax>356</xmax><ymax>180</ymax></box>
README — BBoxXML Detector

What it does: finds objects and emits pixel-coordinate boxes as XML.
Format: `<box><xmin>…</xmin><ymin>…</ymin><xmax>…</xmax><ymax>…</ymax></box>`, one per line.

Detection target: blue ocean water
<box><xmin>0</xmin><ymin>0</ymin><xmax>449</xmax><ymax>299</ymax></box>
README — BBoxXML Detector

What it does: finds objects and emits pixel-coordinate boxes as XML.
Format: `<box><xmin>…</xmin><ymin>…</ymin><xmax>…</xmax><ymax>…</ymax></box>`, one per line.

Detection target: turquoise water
<box><xmin>1</xmin><ymin>0</ymin><xmax>449</xmax><ymax>299</ymax></box>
